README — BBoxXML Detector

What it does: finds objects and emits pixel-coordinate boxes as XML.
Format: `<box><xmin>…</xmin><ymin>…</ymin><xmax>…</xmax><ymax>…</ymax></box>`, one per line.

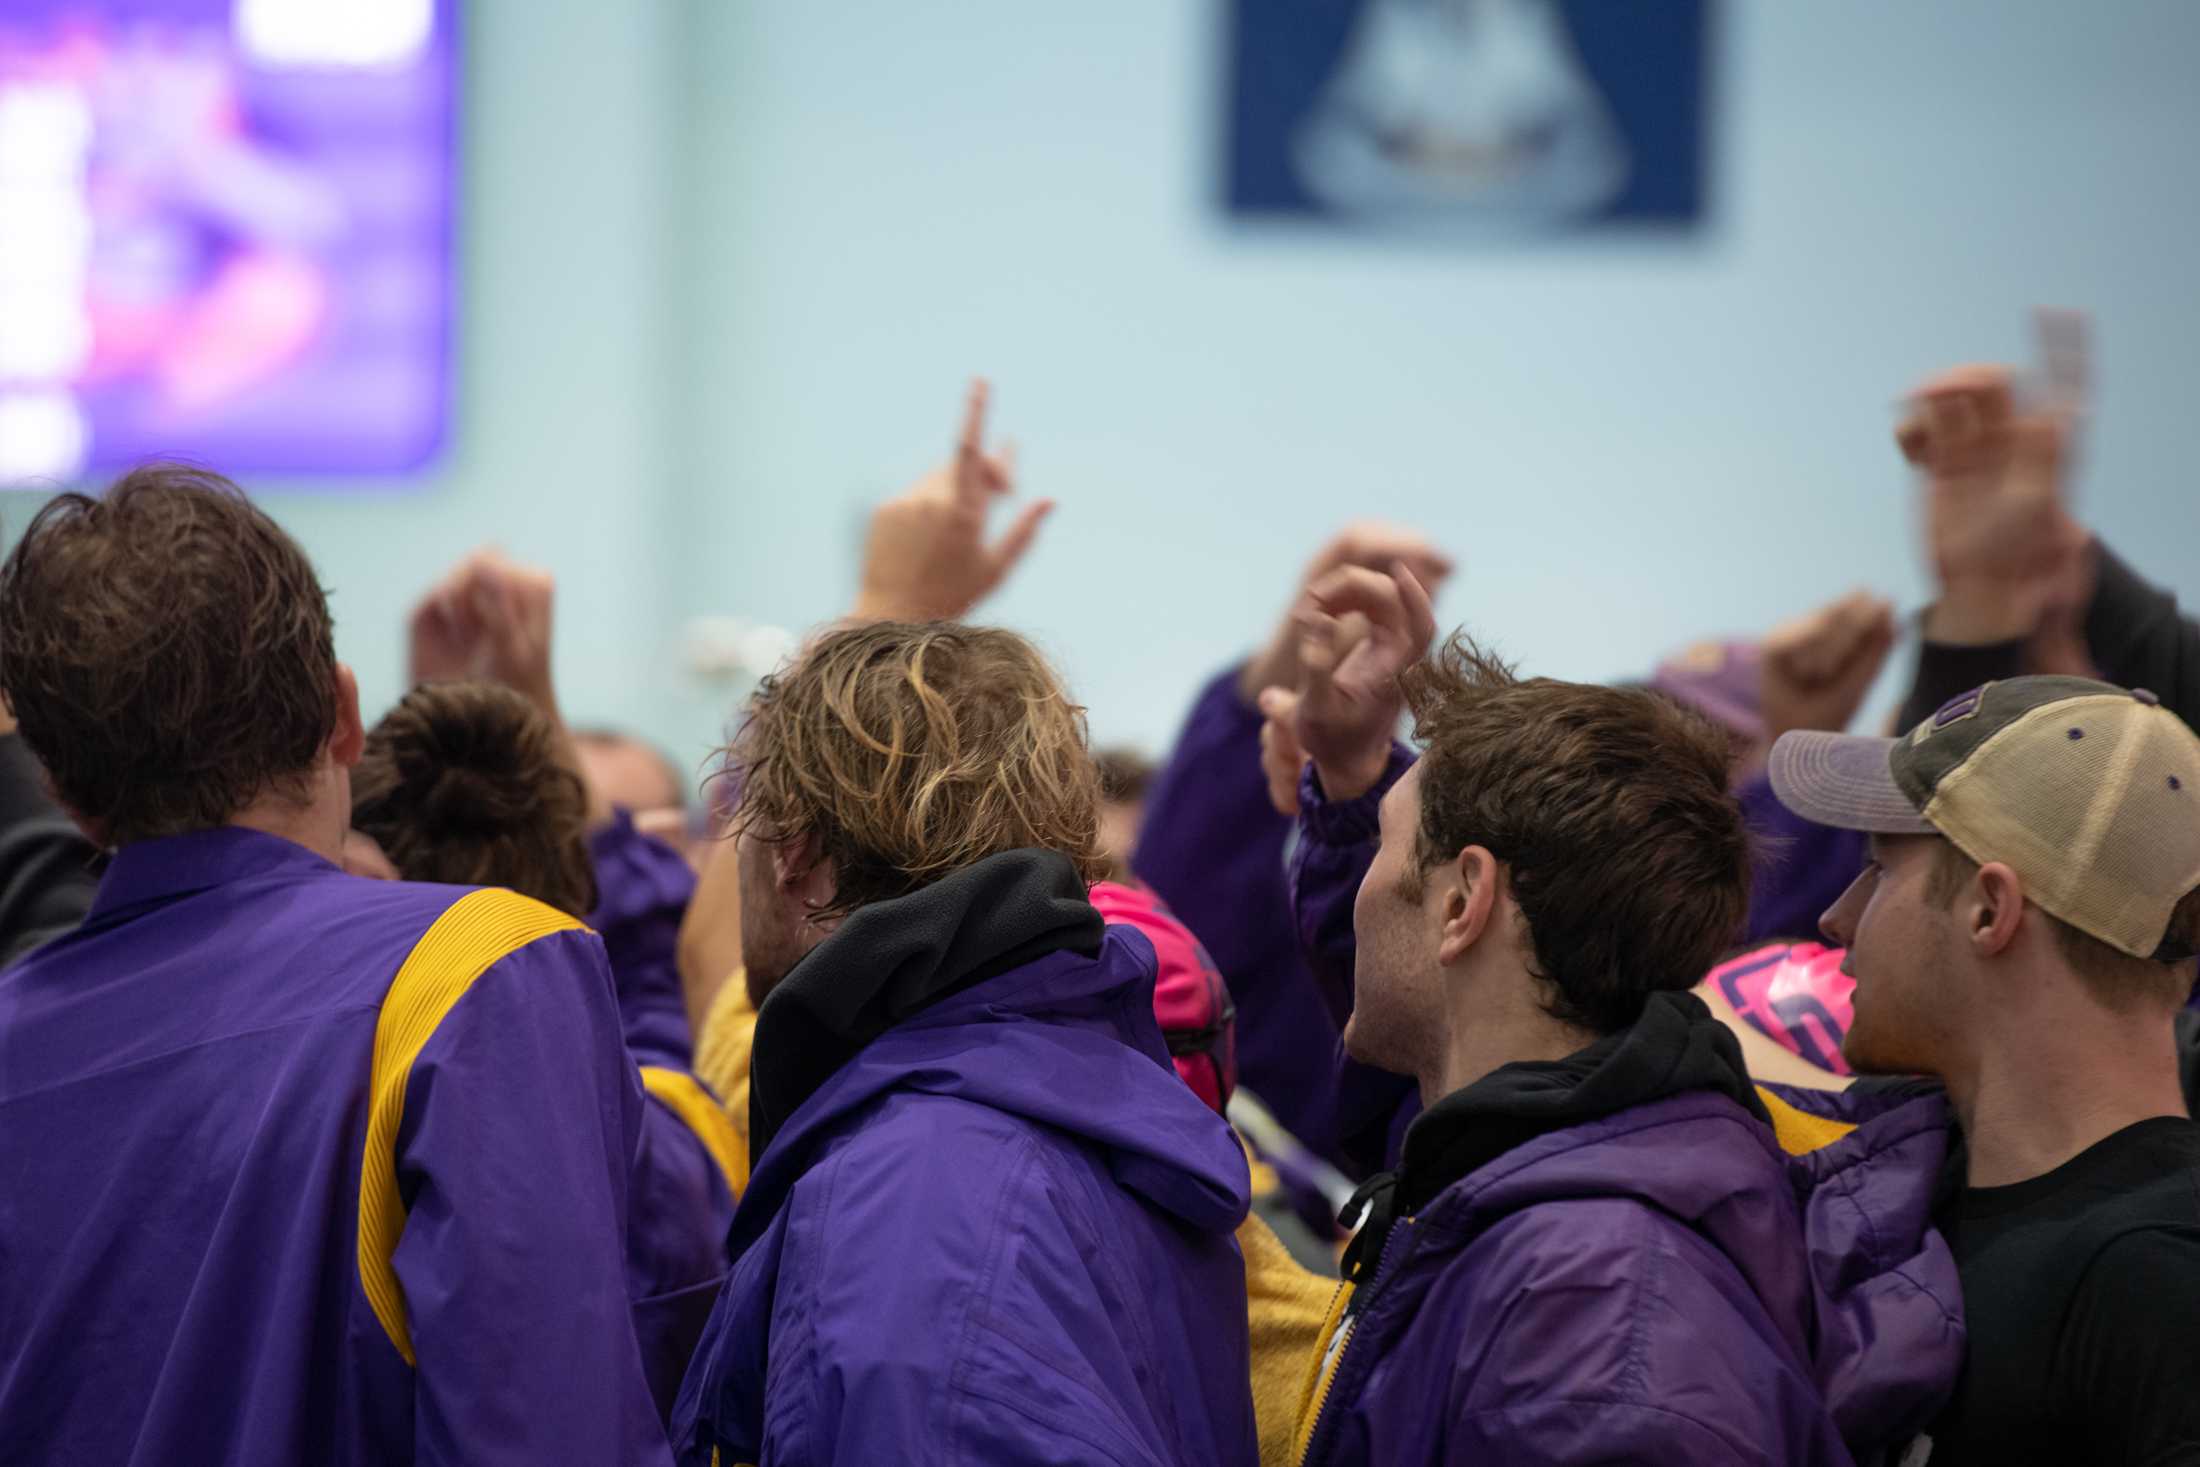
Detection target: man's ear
<box><xmin>1436</xmin><ymin>845</ymin><xmax>1502</xmax><ymax>966</ymax></box>
<box><xmin>329</xmin><ymin>664</ymin><xmax>366</xmax><ymax>769</ymax></box>
<box><xmin>1970</xmin><ymin>861</ymin><xmax>2027</xmax><ymax>958</ymax></box>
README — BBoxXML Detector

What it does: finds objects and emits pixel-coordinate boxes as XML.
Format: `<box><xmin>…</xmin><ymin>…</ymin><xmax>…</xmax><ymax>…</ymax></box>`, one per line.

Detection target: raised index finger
<box><xmin>954</xmin><ymin>378</ymin><xmax>992</xmax><ymax>503</ymax></box>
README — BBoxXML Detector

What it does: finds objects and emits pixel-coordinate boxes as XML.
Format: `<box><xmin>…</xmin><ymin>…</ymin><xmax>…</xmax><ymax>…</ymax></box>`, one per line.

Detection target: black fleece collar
<box><xmin>1343</xmin><ymin>990</ymin><xmax>1767</xmax><ymax>1283</ymax></box>
<box><xmin>747</xmin><ymin>848</ymin><xmax>1103</xmax><ymax>1157</ymax></box>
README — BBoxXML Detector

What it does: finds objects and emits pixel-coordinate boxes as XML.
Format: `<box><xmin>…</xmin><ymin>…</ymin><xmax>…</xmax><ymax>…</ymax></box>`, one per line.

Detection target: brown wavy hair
<box><xmin>0</xmin><ymin>464</ymin><xmax>338</xmax><ymax>843</ymax></box>
<box><xmin>726</xmin><ymin>620</ymin><xmax>1106</xmax><ymax>920</ymax></box>
<box><xmin>1401</xmin><ymin>633</ymin><xmax>1751</xmax><ymax>1034</ymax></box>
<box><xmin>351</xmin><ymin>681</ymin><xmax>598</xmax><ymax>917</ymax></box>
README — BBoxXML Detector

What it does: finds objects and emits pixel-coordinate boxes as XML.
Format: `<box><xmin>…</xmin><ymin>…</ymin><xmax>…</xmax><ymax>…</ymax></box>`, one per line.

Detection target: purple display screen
<box><xmin>0</xmin><ymin>0</ymin><xmax>455</xmax><ymax>484</ymax></box>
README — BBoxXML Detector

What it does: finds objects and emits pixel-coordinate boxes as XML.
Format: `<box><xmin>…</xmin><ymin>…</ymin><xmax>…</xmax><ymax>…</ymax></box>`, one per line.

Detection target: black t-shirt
<box><xmin>1924</xmin><ymin>1116</ymin><xmax>2200</xmax><ymax>1466</ymax></box>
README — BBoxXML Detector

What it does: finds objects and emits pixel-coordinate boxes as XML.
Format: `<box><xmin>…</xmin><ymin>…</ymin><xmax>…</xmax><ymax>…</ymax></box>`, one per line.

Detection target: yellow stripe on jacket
<box><xmin>1755</xmin><ymin>1084</ymin><xmax>1859</xmax><ymax>1156</ymax></box>
<box><xmin>357</xmin><ymin>888</ymin><xmax>586</xmax><ymax>1365</ymax></box>
<box><xmin>641</xmin><ymin>1066</ymin><xmax>748</xmax><ymax>1196</ymax></box>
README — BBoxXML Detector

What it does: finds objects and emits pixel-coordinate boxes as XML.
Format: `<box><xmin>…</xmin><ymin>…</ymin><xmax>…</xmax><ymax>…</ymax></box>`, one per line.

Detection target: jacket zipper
<box><xmin>1300</xmin><ymin>1218</ymin><xmax>1414</xmax><ymax>1467</ymax></box>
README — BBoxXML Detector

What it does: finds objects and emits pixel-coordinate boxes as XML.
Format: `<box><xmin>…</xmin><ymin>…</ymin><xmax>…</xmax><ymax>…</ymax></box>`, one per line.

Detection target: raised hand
<box><xmin>406</xmin><ymin>548</ymin><xmax>557</xmax><ymax>707</ymax></box>
<box><xmin>1759</xmin><ymin>589</ymin><xmax>1898</xmax><ymax>744</ymax></box>
<box><xmin>1241</xmin><ymin>523</ymin><xmax>1454</xmax><ymax>704</ymax></box>
<box><xmin>851</xmin><ymin>379</ymin><xmax>1054</xmax><ymax>622</ymax></box>
<box><xmin>405</xmin><ymin>548</ymin><xmax>607</xmax><ymax>824</ymax></box>
<box><xmin>1895</xmin><ymin>311</ymin><xmax>2093</xmax><ymax>646</ymax></box>
<box><xmin>1275</xmin><ymin>561</ymin><xmax>1437</xmax><ymax>802</ymax></box>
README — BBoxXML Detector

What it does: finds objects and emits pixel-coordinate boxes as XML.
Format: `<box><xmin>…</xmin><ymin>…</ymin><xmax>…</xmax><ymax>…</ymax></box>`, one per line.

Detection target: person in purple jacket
<box><xmin>670</xmin><ymin>380</ymin><xmax>1256</xmax><ymax>1467</ymax></box>
<box><xmin>0</xmin><ymin>466</ymin><xmax>671</xmax><ymax>1466</ymax></box>
<box><xmin>668</xmin><ymin>618</ymin><xmax>1258</xmax><ymax>1467</ymax></box>
<box><xmin>350</xmin><ymin>677</ymin><xmax>741</xmax><ymax>1421</ymax></box>
<box><xmin>1273</xmin><ymin>562</ymin><xmax>1963</xmax><ymax>1467</ymax></box>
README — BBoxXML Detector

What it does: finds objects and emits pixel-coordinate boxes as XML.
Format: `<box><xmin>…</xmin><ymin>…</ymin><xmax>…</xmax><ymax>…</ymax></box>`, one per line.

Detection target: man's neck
<box><xmin>1422</xmin><ymin>981</ymin><xmax>1599</xmax><ymax>1108</ymax></box>
<box><xmin>1954</xmin><ymin>1005</ymin><xmax>2189</xmax><ymax>1189</ymax></box>
<box><xmin>228</xmin><ymin>772</ymin><xmax>349</xmax><ymax>867</ymax></box>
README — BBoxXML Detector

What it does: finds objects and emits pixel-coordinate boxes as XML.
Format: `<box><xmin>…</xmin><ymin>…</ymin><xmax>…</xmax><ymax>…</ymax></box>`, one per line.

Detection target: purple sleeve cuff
<box><xmin>1297</xmin><ymin>743</ymin><xmax>1415</xmax><ymax>846</ymax></box>
<box><xmin>587</xmin><ymin>808</ymin><xmax>699</xmax><ymax>1070</ymax></box>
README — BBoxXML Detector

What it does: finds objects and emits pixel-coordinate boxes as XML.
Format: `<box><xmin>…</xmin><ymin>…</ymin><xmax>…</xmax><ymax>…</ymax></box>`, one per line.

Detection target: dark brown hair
<box><xmin>1400</xmin><ymin>634</ymin><xmax>1751</xmax><ymax>1034</ymax></box>
<box><xmin>728</xmin><ymin>620</ymin><xmax>1106</xmax><ymax>921</ymax></box>
<box><xmin>0</xmin><ymin>464</ymin><xmax>338</xmax><ymax>844</ymax></box>
<box><xmin>351</xmin><ymin>681</ymin><xmax>598</xmax><ymax>917</ymax></box>
<box><xmin>1926</xmin><ymin>839</ymin><xmax>2199</xmax><ymax>1012</ymax></box>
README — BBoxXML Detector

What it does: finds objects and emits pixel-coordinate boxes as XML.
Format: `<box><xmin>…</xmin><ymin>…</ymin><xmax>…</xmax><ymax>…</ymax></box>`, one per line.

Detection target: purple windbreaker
<box><xmin>1134</xmin><ymin>667</ymin><xmax>1350</xmax><ymax>1162</ymax></box>
<box><xmin>1288</xmin><ymin>748</ymin><xmax>1425</xmax><ymax>1176</ymax></box>
<box><xmin>589</xmin><ymin>812</ymin><xmax>741</xmax><ymax>1420</ymax></box>
<box><xmin>0</xmin><ymin>828</ymin><xmax>669</xmax><ymax>1465</ymax></box>
<box><xmin>670</xmin><ymin>922</ymin><xmax>1260</xmax><ymax>1466</ymax></box>
<box><xmin>589</xmin><ymin>808</ymin><xmax>701</xmax><ymax>1071</ymax></box>
<box><xmin>1739</xmin><ymin>766</ymin><xmax>1869</xmax><ymax>945</ymax></box>
<box><xmin>1301</xmin><ymin>1080</ymin><xmax>1965</xmax><ymax>1466</ymax></box>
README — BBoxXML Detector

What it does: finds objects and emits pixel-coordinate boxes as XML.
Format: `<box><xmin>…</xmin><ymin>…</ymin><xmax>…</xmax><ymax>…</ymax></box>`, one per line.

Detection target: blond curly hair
<box><xmin>724</xmin><ymin>620</ymin><xmax>1106</xmax><ymax>918</ymax></box>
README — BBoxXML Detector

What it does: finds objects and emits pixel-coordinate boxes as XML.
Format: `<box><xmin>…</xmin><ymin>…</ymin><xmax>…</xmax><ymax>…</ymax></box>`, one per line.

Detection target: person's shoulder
<box><xmin>1427</xmin><ymin>1191</ymin><xmax>1717</xmax><ymax>1347</ymax></box>
<box><xmin>795</xmin><ymin>1092</ymin><xmax>1036</xmax><ymax>1212</ymax></box>
<box><xmin>1453</xmin><ymin>1189</ymin><xmax>1764</xmax><ymax>1296</ymax></box>
<box><xmin>1412</xmin><ymin>1197</ymin><xmax>1820</xmax><ymax>1461</ymax></box>
<box><xmin>1440</xmin><ymin>1192</ymin><xmax>1812</xmax><ymax>1373</ymax></box>
<box><xmin>2072</xmin><ymin>1217</ymin><xmax>2200</xmax><ymax>1300</ymax></box>
<box><xmin>792</xmin><ymin>1090</ymin><xmax>1143</xmax><ymax>1259</ymax></box>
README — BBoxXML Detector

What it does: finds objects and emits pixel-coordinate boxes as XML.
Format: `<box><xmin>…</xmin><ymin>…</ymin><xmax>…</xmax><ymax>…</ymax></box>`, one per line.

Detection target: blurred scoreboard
<box><xmin>0</xmin><ymin>0</ymin><xmax>455</xmax><ymax>484</ymax></box>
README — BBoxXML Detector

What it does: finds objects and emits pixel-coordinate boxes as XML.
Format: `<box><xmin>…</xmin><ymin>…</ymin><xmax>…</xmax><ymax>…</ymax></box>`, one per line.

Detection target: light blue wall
<box><xmin>673</xmin><ymin>0</ymin><xmax>2200</xmax><ymax>755</ymax></box>
<box><xmin>28</xmin><ymin>1</ymin><xmax>2194</xmax><ymax>773</ymax></box>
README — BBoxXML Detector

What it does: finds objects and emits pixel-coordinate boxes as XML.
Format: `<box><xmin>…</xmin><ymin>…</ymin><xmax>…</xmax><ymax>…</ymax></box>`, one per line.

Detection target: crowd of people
<box><xmin>1</xmin><ymin>315</ymin><xmax>2197</xmax><ymax>1466</ymax></box>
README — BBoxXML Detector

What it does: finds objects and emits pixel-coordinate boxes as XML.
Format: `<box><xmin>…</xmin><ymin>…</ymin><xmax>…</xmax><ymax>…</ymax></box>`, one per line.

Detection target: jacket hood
<box><xmin>734</xmin><ymin>851</ymin><xmax>1250</xmax><ymax>1255</ymax></box>
<box><xmin>747</xmin><ymin>847</ymin><xmax>1103</xmax><ymax>1155</ymax></box>
<box><xmin>1344</xmin><ymin>990</ymin><xmax>1767</xmax><ymax>1278</ymax></box>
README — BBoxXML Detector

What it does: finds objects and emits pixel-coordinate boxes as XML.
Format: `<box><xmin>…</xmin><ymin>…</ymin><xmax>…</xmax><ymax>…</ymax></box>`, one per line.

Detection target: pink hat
<box><xmin>1090</xmin><ymin>881</ymin><xmax>1238</xmax><ymax>1114</ymax></box>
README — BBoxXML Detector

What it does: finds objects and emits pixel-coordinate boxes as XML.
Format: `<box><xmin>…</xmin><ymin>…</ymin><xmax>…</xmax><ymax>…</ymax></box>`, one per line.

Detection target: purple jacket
<box><xmin>1301</xmin><ymin>1072</ymin><xmax>1964</xmax><ymax>1466</ymax></box>
<box><xmin>589</xmin><ymin>812</ymin><xmax>741</xmax><ymax>1421</ymax></box>
<box><xmin>0</xmin><ymin>828</ymin><xmax>670</xmax><ymax>1465</ymax></box>
<box><xmin>671</xmin><ymin>851</ymin><xmax>1259</xmax><ymax>1466</ymax></box>
<box><xmin>589</xmin><ymin>808</ymin><xmax>700</xmax><ymax>1071</ymax></box>
<box><xmin>1134</xmin><ymin>667</ymin><xmax>1349</xmax><ymax>1162</ymax></box>
<box><xmin>1289</xmin><ymin>748</ymin><xmax>1425</xmax><ymax>1176</ymax></box>
<box><xmin>1739</xmin><ymin>767</ymin><xmax>1868</xmax><ymax>945</ymax></box>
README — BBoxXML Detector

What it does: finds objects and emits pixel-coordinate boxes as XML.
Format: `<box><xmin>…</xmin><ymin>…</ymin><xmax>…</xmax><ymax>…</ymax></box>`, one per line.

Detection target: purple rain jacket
<box><xmin>0</xmin><ymin>827</ymin><xmax>670</xmax><ymax>1465</ymax></box>
<box><xmin>670</xmin><ymin>850</ymin><xmax>1259</xmax><ymax>1467</ymax></box>
<box><xmin>1290</xmin><ymin>765</ymin><xmax>1965</xmax><ymax>1467</ymax></box>
<box><xmin>1133</xmin><ymin>667</ymin><xmax>1353</xmax><ymax>1163</ymax></box>
<box><xmin>1739</xmin><ymin>766</ymin><xmax>1869</xmax><ymax>945</ymax></box>
<box><xmin>589</xmin><ymin>811</ymin><xmax>742</xmax><ymax>1421</ymax></box>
